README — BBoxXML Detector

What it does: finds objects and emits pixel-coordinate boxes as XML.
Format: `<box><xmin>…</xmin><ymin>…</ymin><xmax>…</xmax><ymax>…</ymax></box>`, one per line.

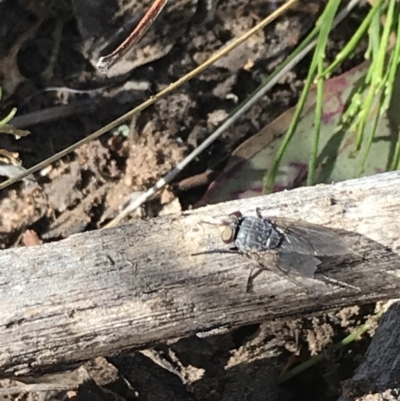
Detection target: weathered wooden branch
<box><xmin>2</xmin><ymin>171</ymin><xmax>400</xmax><ymax>377</ymax></box>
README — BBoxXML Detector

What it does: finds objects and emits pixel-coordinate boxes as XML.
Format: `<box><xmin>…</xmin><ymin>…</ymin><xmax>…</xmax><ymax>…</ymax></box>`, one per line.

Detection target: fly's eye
<box><xmin>230</xmin><ymin>211</ymin><xmax>242</xmax><ymax>219</ymax></box>
<box><xmin>221</xmin><ymin>227</ymin><xmax>235</xmax><ymax>244</ymax></box>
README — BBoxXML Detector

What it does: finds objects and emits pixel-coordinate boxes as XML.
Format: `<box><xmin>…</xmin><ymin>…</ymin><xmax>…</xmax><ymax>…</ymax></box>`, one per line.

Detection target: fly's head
<box><xmin>220</xmin><ymin>211</ymin><xmax>243</xmax><ymax>245</ymax></box>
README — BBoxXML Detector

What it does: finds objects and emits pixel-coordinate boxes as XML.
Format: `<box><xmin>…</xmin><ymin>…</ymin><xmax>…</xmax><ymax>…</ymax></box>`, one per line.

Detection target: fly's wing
<box><xmin>247</xmin><ymin>250</ymin><xmax>327</xmax><ymax>292</ymax></box>
<box><xmin>276</xmin><ymin>251</ymin><xmax>322</xmax><ymax>278</ymax></box>
<box><xmin>273</xmin><ymin>218</ymin><xmax>349</xmax><ymax>256</ymax></box>
<box><xmin>248</xmin><ymin>250</ymin><xmax>321</xmax><ymax>279</ymax></box>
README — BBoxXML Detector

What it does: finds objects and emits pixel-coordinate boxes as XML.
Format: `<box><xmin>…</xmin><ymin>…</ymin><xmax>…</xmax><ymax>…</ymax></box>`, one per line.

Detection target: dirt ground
<box><xmin>0</xmin><ymin>0</ymin><xmax>379</xmax><ymax>400</ymax></box>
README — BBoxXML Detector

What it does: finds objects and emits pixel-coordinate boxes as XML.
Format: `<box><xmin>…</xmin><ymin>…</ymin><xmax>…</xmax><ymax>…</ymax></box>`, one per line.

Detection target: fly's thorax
<box><xmin>234</xmin><ymin>216</ymin><xmax>283</xmax><ymax>253</ymax></box>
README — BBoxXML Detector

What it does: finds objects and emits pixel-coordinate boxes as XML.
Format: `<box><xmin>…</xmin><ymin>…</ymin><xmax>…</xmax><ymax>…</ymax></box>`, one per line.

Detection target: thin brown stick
<box><xmin>97</xmin><ymin>0</ymin><xmax>169</xmax><ymax>73</ymax></box>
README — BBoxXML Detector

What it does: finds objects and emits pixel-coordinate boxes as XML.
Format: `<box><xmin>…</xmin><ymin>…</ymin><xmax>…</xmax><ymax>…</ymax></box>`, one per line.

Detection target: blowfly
<box><xmin>218</xmin><ymin>208</ymin><xmax>349</xmax><ymax>291</ymax></box>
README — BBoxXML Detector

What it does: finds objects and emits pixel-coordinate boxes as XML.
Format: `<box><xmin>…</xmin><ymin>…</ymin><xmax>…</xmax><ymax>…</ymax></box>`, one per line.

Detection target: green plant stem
<box><xmin>307</xmin><ymin>54</ymin><xmax>324</xmax><ymax>185</ymax></box>
<box><xmin>264</xmin><ymin>0</ymin><xmax>341</xmax><ymax>193</ymax></box>
<box><xmin>340</xmin><ymin>7</ymin><xmax>382</xmax><ymax>130</ymax></box>
<box><xmin>353</xmin><ymin>0</ymin><xmax>394</xmax><ymax>153</ymax></box>
<box><xmin>0</xmin><ymin>108</ymin><xmax>17</xmax><ymax>127</ymax></box>
<box><xmin>392</xmin><ymin>125</ymin><xmax>400</xmax><ymax>170</ymax></box>
<box><xmin>321</xmin><ymin>0</ymin><xmax>384</xmax><ymax>78</ymax></box>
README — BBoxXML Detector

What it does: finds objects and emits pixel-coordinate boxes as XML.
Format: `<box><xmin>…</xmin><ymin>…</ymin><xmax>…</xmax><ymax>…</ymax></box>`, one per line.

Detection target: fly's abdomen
<box><xmin>235</xmin><ymin>217</ymin><xmax>283</xmax><ymax>252</ymax></box>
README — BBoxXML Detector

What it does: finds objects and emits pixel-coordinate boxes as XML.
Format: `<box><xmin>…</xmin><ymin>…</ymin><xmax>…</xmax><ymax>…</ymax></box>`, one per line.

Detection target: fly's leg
<box><xmin>249</xmin><ymin>251</ymin><xmax>329</xmax><ymax>293</ymax></box>
<box><xmin>191</xmin><ymin>248</ymin><xmax>238</xmax><ymax>256</ymax></box>
<box><xmin>246</xmin><ymin>267</ymin><xmax>264</xmax><ymax>293</ymax></box>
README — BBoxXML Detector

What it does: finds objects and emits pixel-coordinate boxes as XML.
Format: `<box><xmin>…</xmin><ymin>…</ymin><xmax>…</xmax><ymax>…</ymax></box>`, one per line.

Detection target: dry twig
<box><xmin>1</xmin><ymin>172</ymin><xmax>400</xmax><ymax>377</ymax></box>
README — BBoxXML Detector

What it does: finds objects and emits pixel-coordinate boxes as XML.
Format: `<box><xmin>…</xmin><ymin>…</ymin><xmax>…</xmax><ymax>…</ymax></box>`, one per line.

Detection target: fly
<box><xmin>217</xmin><ymin>208</ymin><xmax>350</xmax><ymax>292</ymax></box>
